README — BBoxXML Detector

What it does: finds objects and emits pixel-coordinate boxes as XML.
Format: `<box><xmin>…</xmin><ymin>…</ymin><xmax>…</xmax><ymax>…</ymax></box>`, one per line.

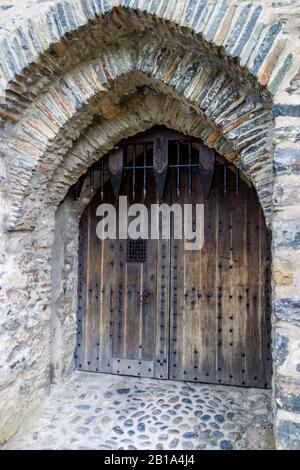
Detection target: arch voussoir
<box><xmin>4</xmin><ymin>39</ymin><xmax>273</xmax><ymax>230</ymax></box>
<box><xmin>43</xmin><ymin>91</ymin><xmax>233</xmax><ymax>204</ymax></box>
<box><xmin>0</xmin><ymin>0</ymin><xmax>294</xmax><ymax>123</ymax></box>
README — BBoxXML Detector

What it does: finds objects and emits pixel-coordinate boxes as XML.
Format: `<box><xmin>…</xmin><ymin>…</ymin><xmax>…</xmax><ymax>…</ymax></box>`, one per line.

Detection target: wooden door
<box><xmin>76</xmin><ymin>148</ymin><xmax>170</xmax><ymax>379</ymax></box>
<box><xmin>167</xmin><ymin>143</ymin><xmax>271</xmax><ymax>388</ymax></box>
<box><xmin>76</xmin><ymin>129</ymin><xmax>271</xmax><ymax>388</ymax></box>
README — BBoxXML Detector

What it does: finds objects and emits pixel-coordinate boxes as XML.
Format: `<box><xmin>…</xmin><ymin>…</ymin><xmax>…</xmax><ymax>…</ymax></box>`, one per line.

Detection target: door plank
<box><xmin>216</xmin><ymin>166</ymin><xmax>233</xmax><ymax>384</ymax></box>
<box><xmin>227</xmin><ymin>169</ymin><xmax>246</xmax><ymax>386</ymax></box>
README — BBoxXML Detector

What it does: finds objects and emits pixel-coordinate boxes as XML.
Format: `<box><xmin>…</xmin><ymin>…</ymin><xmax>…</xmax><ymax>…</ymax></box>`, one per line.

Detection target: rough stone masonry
<box><xmin>0</xmin><ymin>0</ymin><xmax>299</xmax><ymax>449</ymax></box>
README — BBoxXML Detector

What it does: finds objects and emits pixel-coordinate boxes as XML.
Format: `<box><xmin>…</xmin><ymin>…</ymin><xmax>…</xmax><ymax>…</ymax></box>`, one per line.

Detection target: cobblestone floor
<box><xmin>5</xmin><ymin>372</ymin><xmax>274</xmax><ymax>450</ymax></box>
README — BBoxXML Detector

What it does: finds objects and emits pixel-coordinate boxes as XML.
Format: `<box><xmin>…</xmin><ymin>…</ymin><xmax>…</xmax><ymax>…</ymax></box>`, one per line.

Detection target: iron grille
<box><xmin>126</xmin><ymin>238</ymin><xmax>147</xmax><ymax>264</ymax></box>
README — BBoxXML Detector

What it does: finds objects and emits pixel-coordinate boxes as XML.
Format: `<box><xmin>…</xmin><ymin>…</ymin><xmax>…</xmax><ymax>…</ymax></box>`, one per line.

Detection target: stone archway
<box><xmin>4</xmin><ymin>42</ymin><xmax>274</xmax><ymax>231</ymax></box>
<box><xmin>0</xmin><ymin>0</ymin><xmax>300</xmax><ymax>449</ymax></box>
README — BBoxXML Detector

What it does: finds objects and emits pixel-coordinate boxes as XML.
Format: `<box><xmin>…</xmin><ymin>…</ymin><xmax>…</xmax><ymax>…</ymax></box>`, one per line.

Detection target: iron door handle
<box><xmin>137</xmin><ymin>288</ymin><xmax>152</xmax><ymax>304</ymax></box>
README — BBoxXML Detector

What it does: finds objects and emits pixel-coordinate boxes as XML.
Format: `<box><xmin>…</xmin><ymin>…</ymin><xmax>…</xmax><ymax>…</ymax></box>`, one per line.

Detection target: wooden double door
<box><xmin>76</xmin><ymin>130</ymin><xmax>272</xmax><ymax>388</ymax></box>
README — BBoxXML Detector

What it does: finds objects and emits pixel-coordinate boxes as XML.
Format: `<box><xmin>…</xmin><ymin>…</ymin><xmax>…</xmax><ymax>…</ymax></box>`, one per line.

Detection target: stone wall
<box><xmin>272</xmin><ymin>86</ymin><xmax>300</xmax><ymax>448</ymax></box>
<box><xmin>0</xmin><ymin>0</ymin><xmax>300</xmax><ymax>449</ymax></box>
<box><xmin>0</xmin><ymin>203</ymin><xmax>55</xmax><ymax>442</ymax></box>
<box><xmin>50</xmin><ymin>197</ymin><xmax>79</xmax><ymax>382</ymax></box>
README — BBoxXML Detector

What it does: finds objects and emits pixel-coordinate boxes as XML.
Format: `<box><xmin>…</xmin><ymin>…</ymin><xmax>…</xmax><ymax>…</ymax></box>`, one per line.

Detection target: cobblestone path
<box><xmin>5</xmin><ymin>372</ymin><xmax>274</xmax><ymax>450</ymax></box>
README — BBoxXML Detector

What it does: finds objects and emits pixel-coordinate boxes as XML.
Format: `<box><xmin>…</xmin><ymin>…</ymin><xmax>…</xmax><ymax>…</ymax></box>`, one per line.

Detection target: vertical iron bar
<box><xmin>188</xmin><ymin>140</ymin><xmax>192</xmax><ymax>194</ymax></box>
<box><xmin>133</xmin><ymin>144</ymin><xmax>136</xmax><ymax>200</ymax></box>
<box><xmin>143</xmin><ymin>143</ymin><xmax>147</xmax><ymax>199</ymax></box>
<box><xmin>236</xmin><ymin>168</ymin><xmax>239</xmax><ymax>195</ymax></box>
<box><xmin>89</xmin><ymin>168</ymin><xmax>94</xmax><ymax>189</ymax></box>
<box><xmin>100</xmin><ymin>159</ymin><xmax>104</xmax><ymax>200</ymax></box>
<box><xmin>199</xmin><ymin>141</ymin><xmax>201</xmax><ymax>170</ymax></box>
<box><xmin>224</xmin><ymin>160</ymin><xmax>227</xmax><ymax>194</ymax></box>
<box><xmin>176</xmin><ymin>142</ymin><xmax>180</xmax><ymax>196</ymax></box>
<box><xmin>89</xmin><ymin>168</ymin><xmax>94</xmax><ymax>201</ymax></box>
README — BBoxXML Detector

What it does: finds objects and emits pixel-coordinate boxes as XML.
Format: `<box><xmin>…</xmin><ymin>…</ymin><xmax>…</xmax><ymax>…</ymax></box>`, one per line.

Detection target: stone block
<box><xmin>276</xmin><ymin>375</ymin><xmax>300</xmax><ymax>413</ymax></box>
<box><xmin>276</xmin><ymin>410</ymin><xmax>300</xmax><ymax>449</ymax></box>
<box><xmin>273</xmin><ymin>259</ymin><xmax>294</xmax><ymax>286</ymax></box>
<box><xmin>269</xmin><ymin>53</ymin><xmax>293</xmax><ymax>95</ymax></box>
<box><xmin>224</xmin><ymin>3</ymin><xmax>251</xmax><ymax>51</ymax></box>
<box><xmin>275</xmin><ymin>299</ymin><xmax>300</xmax><ymax>325</ymax></box>
<box><xmin>250</xmin><ymin>22</ymin><xmax>283</xmax><ymax>76</ymax></box>
<box><xmin>273</xmin><ymin>219</ymin><xmax>300</xmax><ymax>250</ymax></box>
<box><xmin>274</xmin><ymin>146</ymin><xmax>300</xmax><ymax>175</ymax></box>
<box><xmin>231</xmin><ymin>5</ymin><xmax>262</xmax><ymax>58</ymax></box>
<box><xmin>273</xmin><ymin>322</ymin><xmax>300</xmax><ymax>380</ymax></box>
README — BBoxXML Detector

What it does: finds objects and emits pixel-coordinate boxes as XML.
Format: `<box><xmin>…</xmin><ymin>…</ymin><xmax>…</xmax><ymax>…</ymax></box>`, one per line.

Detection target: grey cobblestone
<box><xmin>5</xmin><ymin>372</ymin><xmax>274</xmax><ymax>450</ymax></box>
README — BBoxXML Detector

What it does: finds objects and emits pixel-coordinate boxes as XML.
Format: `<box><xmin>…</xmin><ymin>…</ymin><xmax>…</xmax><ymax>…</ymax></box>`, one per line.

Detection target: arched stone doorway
<box><xmin>75</xmin><ymin>126</ymin><xmax>272</xmax><ymax>388</ymax></box>
<box><xmin>0</xmin><ymin>0</ymin><xmax>299</xmax><ymax>450</ymax></box>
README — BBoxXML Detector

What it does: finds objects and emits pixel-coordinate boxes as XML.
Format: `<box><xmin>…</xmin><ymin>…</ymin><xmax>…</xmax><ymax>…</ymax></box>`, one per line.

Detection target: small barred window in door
<box><xmin>126</xmin><ymin>238</ymin><xmax>148</xmax><ymax>263</ymax></box>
